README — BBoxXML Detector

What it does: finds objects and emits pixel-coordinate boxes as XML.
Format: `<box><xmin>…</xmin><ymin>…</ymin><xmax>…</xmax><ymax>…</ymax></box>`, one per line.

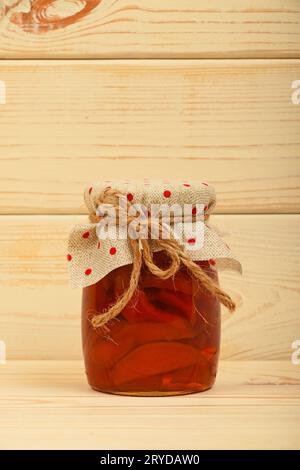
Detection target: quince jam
<box><xmin>82</xmin><ymin>252</ymin><xmax>220</xmax><ymax>396</ymax></box>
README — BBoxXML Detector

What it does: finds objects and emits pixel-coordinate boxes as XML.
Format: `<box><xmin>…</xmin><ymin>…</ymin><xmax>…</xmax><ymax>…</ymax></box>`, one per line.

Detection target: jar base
<box><xmin>90</xmin><ymin>385</ymin><xmax>213</xmax><ymax>397</ymax></box>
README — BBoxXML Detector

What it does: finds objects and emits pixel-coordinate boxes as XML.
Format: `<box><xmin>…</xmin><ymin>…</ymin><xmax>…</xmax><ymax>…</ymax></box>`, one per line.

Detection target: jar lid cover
<box><xmin>85</xmin><ymin>179</ymin><xmax>216</xmax><ymax>217</ymax></box>
<box><xmin>67</xmin><ymin>179</ymin><xmax>241</xmax><ymax>288</ymax></box>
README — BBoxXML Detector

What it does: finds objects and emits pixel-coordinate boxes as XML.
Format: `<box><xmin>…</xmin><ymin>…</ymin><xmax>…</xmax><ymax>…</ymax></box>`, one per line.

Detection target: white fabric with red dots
<box><xmin>67</xmin><ymin>180</ymin><xmax>241</xmax><ymax>288</ymax></box>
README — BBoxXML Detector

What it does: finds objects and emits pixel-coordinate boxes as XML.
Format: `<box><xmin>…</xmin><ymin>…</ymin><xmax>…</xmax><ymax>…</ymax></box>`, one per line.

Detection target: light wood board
<box><xmin>0</xmin><ymin>1</ymin><xmax>300</xmax><ymax>59</ymax></box>
<box><xmin>0</xmin><ymin>0</ymin><xmax>299</xmax><ymax>452</ymax></box>
<box><xmin>0</xmin><ymin>214</ymin><xmax>299</xmax><ymax>360</ymax></box>
<box><xmin>0</xmin><ymin>360</ymin><xmax>299</xmax><ymax>449</ymax></box>
<box><xmin>0</xmin><ymin>59</ymin><xmax>299</xmax><ymax>214</ymax></box>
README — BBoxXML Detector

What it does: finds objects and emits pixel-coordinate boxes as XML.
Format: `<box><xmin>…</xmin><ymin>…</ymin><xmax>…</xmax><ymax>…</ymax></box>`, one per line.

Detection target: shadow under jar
<box><xmin>82</xmin><ymin>252</ymin><xmax>220</xmax><ymax>396</ymax></box>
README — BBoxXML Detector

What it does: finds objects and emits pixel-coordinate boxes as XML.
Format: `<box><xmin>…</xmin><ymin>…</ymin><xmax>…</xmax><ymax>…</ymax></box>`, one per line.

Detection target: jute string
<box><xmin>89</xmin><ymin>187</ymin><xmax>236</xmax><ymax>329</ymax></box>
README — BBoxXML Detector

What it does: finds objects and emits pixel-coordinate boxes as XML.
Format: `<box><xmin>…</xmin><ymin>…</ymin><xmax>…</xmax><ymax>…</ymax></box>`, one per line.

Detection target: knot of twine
<box><xmin>89</xmin><ymin>187</ymin><xmax>235</xmax><ymax>329</ymax></box>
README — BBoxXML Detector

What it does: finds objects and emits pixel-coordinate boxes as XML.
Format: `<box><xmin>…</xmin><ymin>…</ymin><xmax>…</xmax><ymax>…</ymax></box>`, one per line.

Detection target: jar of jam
<box><xmin>68</xmin><ymin>180</ymin><xmax>240</xmax><ymax>396</ymax></box>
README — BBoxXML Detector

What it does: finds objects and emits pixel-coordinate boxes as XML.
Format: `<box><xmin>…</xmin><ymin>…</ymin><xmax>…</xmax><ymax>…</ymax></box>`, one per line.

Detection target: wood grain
<box><xmin>0</xmin><ymin>360</ymin><xmax>299</xmax><ymax>449</ymax></box>
<box><xmin>0</xmin><ymin>214</ymin><xmax>299</xmax><ymax>360</ymax></box>
<box><xmin>0</xmin><ymin>59</ymin><xmax>299</xmax><ymax>214</ymax></box>
<box><xmin>0</xmin><ymin>1</ymin><xmax>298</xmax><ymax>452</ymax></box>
<box><xmin>1</xmin><ymin>361</ymin><xmax>299</xmax><ymax>397</ymax></box>
<box><xmin>0</xmin><ymin>1</ymin><xmax>300</xmax><ymax>59</ymax></box>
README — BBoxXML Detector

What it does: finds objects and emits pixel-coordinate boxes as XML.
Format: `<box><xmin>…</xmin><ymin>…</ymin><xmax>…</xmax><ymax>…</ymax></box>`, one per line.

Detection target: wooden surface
<box><xmin>0</xmin><ymin>1</ymin><xmax>300</xmax><ymax>59</ymax></box>
<box><xmin>0</xmin><ymin>0</ymin><xmax>299</xmax><ymax>451</ymax></box>
<box><xmin>0</xmin><ymin>360</ymin><xmax>299</xmax><ymax>449</ymax></box>
<box><xmin>0</xmin><ymin>214</ymin><xmax>299</xmax><ymax>360</ymax></box>
<box><xmin>0</xmin><ymin>59</ymin><xmax>299</xmax><ymax>214</ymax></box>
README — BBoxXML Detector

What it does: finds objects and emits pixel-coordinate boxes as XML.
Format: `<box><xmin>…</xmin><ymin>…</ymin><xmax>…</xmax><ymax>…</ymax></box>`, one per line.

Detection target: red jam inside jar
<box><xmin>82</xmin><ymin>252</ymin><xmax>220</xmax><ymax>396</ymax></box>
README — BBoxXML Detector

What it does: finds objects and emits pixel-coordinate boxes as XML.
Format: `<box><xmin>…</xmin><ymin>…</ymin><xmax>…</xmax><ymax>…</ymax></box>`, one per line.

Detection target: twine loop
<box><xmin>89</xmin><ymin>187</ymin><xmax>235</xmax><ymax>329</ymax></box>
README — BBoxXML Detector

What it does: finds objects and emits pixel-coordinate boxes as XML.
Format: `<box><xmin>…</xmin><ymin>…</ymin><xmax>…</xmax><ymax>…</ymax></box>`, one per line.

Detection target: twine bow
<box><xmin>89</xmin><ymin>187</ymin><xmax>236</xmax><ymax>329</ymax></box>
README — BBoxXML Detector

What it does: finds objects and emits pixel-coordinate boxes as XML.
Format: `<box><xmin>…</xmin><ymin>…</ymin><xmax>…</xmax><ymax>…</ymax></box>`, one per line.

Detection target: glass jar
<box><xmin>82</xmin><ymin>251</ymin><xmax>220</xmax><ymax>396</ymax></box>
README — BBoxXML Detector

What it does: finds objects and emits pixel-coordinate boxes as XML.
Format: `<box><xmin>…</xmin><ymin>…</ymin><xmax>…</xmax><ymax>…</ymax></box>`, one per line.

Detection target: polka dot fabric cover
<box><xmin>67</xmin><ymin>179</ymin><xmax>241</xmax><ymax>288</ymax></box>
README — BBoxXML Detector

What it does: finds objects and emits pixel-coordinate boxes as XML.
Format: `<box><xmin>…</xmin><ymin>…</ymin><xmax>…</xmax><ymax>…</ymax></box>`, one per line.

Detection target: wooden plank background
<box><xmin>0</xmin><ymin>1</ymin><xmax>299</xmax><ymax>365</ymax></box>
<box><xmin>0</xmin><ymin>0</ymin><xmax>299</xmax><ymax>452</ymax></box>
<box><xmin>0</xmin><ymin>0</ymin><xmax>300</xmax><ymax>59</ymax></box>
<box><xmin>0</xmin><ymin>59</ymin><xmax>299</xmax><ymax>214</ymax></box>
<box><xmin>0</xmin><ymin>214</ymin><xmax>299</xmax><ymax>360</ymax></box>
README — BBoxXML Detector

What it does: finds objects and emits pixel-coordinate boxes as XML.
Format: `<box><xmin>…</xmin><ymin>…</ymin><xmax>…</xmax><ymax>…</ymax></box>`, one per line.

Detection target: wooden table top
<box><xmin>0</xmin><ymin>360</ymin><xmax>299</xmax><ymax>450</ymax></box>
